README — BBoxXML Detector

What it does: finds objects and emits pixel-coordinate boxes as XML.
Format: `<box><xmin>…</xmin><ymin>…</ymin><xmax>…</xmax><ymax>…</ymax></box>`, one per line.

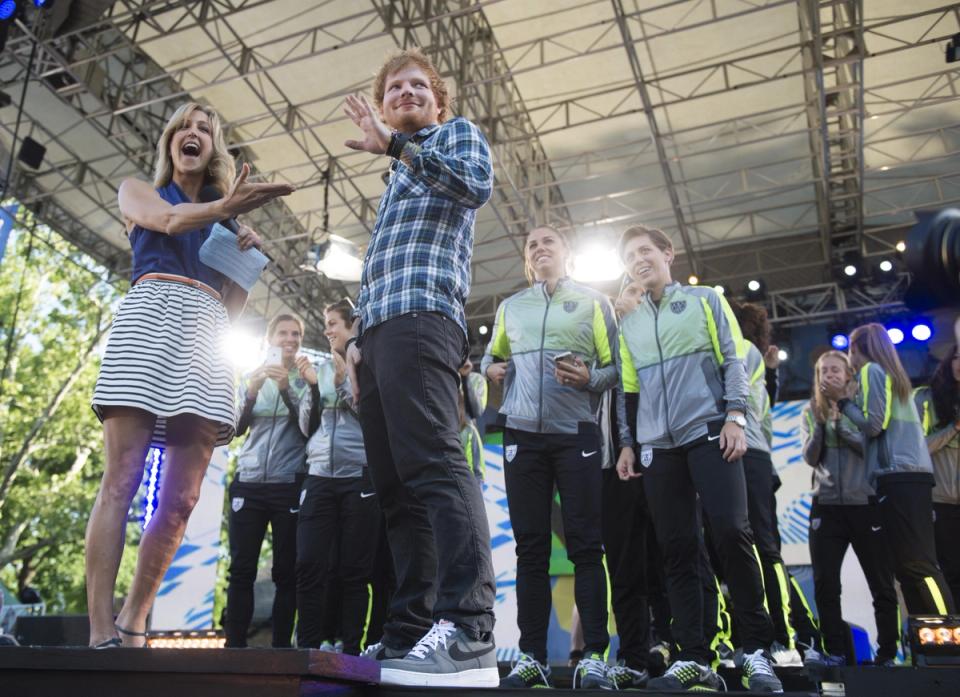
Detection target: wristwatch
<box><xmin>725</xmin><ymin>413</ymin><xmax>747</xmax><ymax>428</ymax></box>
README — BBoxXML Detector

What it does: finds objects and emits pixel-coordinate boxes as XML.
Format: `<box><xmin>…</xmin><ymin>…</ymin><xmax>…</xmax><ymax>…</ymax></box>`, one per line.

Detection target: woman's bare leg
<box><xmin>115</xmin><ymin>413</ymin><xmax>219</xmax><ymax>646</ymax></box>
<box><xmin>86</xmin><ymin>406</ymin><xmax>156</xmax><ymax>646</ymax></box>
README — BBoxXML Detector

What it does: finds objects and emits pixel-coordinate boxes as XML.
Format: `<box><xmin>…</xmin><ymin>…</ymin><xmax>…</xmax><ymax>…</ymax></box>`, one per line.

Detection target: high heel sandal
<box><xmin>92</xmin><ymin>637</ymin><xmax>123</xmax><ymax>649</ymax></box>
<box><xmin>115</xmin><ymin>624</ymin><xmax>149</xmax><ymax>647</ymax></box>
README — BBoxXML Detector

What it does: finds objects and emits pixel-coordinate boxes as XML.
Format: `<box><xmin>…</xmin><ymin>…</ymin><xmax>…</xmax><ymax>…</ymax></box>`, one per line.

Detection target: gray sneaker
<box><xmin>738</xmin><ymin>649</ymin><xmax>784</xmax><ymax>693</ymax></box>
<box><xmin>378</xmin><ymin>621</ymin><xmax>498</xmax><ymax>687</ymax></box>
<box><xmin>647</xmin><ymin>660</ymin><xmax>722</xmax><ymax>691</ymax></box>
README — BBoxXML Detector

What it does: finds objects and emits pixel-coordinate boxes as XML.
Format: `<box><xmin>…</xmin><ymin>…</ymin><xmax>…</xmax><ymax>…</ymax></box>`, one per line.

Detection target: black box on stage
<box><xmin>15</xmin><ymin>615</ymin><xmax>89</xmax><ymax>647</ymax></box>
<box><xmin>909</xmin><ymin>614</ymin><xmax>960</xmax><ymax>666</ymax></box>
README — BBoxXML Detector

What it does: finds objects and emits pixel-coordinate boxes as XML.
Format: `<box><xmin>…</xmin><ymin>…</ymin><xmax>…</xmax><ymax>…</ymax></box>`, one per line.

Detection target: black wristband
<box><xmin>387</xmin><ymin>132</ymin><xmax>409</xmax><ymax>160</ymax></box>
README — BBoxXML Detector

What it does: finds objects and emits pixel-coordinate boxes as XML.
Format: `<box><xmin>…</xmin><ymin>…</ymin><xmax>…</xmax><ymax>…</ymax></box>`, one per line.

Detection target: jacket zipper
<box><xmin>649</xmin><ymin>293</ymin><xmax>673</xmax><ymax>445</ymax></box>
<box><xmin>537</xmin><ymin>283</ymin><xmax>554</xmax><ymax>433</ymax></box>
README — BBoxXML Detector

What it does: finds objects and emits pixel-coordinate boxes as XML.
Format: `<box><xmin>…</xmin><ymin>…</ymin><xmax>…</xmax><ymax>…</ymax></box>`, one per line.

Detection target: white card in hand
<box><xmin>198</xmin><ymin>222</ymin><xmax>269</xmax><ymax>291</ymax></box>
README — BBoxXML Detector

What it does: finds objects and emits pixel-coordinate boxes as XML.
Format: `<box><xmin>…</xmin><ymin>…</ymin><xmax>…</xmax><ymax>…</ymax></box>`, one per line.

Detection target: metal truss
<box><xmin>766</xmin><ymin>274</ymin><xmax>909</xmax><ymax>328</ymax></box>
<box><xmin>0</xmin><ymin>0</ymin><xmax>956</xmax><ymax>332</ymax></box>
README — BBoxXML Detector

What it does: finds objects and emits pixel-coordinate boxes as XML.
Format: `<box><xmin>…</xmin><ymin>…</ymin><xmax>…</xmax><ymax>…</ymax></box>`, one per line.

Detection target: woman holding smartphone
<box><xmin>224</xmin><ymin>314</ymin><xmax>309</xmax><ymax>648</ymax></box>
<box><xmin>802</xmin><ymin>350</ymin><xmax>898</xmax><ymax>666</ymax></box>
<box><xmin>481</xmin><ymin>225</ymin><xmax>619</xmax><ymax>690</ymax></box>
<box><xmin>615</xmin><ymin>225</ymin><xmax>781</xmax><ymax>693</ymax></box>
<box><xmin>86</xmin><ymin>102</ymin><xmax>292</xmax><ymax>648</ymax></box>
<box><xmin>913</xmin><ymin>346</ymin><xmax>960</xmax><ymax>606</ymax></box>
<box><xmin>296</xmin><ymin>300</ymin><xmax>380</xmax><ymax>655</ymax></box>
<box><xmin>822</xmin><ymin>323</ymin><xmax>955</xmax><ymax>615</ymax></box>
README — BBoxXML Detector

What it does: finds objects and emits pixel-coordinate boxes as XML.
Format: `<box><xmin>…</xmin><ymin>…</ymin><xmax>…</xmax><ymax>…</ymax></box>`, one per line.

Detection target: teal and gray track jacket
<box><xmin>801</xmin><ymin>402</ymin><xmax>873</xmax><ymax>505</ymax></box>
<box><xmin>298</xmin><ymin>360</ymin><xmax>366</xmax><ymax>479</ymax></box>
<box><xmin>838</xmin><ymin>362</ymin><xmax>932</xmax><ymax>485</ymax></box>
<box><xmin>617</xmin><ymin>282</ymin><xmax>748</xmax><ymax>450</ymax></box>
<box><xmin>913</xmin><ymin>387</ymin><xmax>960</xmax><ymax>505</ymax></box>
<box><xmin>744</xmin><ymin>341</ymin><xmax>772</xmax><ymax>453</ymax></box>
<box><xmin>480</xmin><ymin>278</ymin><xmax>618</xmax><ymax>434</ymax></box>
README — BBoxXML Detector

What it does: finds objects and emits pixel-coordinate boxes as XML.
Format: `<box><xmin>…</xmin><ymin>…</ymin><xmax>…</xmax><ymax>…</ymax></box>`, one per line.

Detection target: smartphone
<box><xmin>554</xmin><ymin>351</ymin><xmax>577</xmax><ymax>366</ymax></box>
<box><xmin>266</xmin><ymin>346</ymin><xmax>283</xmax><ymax>366</ymax></box>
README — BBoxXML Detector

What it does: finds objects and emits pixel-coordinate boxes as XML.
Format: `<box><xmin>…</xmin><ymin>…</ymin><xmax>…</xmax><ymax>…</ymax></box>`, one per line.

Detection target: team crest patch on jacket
<box><xmin>670</xmin><ymin>300</ymin><xmax>687</xmax><ymax>314</ymax></box>
<box><xmin>810</xmin><ymin>517</ymin><xmax>821</xmax><ymax>531</ymax></box>
<box><xmin>505</xmin><ymin>444</ymin><xmax>518</xmax><ymax>462</ymax></box>
<box><xmin>563</xmin><ymin>301</ymin><xmax>578</xmax><ymax>313</ymax></box>
<box><xmin>232</xmin><ymin>497</ymin><xmax>245</xmax><ymax>512</ymax></box>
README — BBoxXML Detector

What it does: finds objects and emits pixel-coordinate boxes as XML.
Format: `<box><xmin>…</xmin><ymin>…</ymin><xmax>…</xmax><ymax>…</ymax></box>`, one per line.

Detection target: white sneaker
<box><xmin>771</xmin><ymin>642</ymin><xmax>803</xmax><ymax>668</ymax></box>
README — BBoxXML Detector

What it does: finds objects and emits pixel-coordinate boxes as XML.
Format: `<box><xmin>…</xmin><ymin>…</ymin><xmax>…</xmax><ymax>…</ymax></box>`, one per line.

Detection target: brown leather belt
<box><xmin>134</xmin><ymin>272</ymin><xmax>222</xmax><ymax>302</ymax></box>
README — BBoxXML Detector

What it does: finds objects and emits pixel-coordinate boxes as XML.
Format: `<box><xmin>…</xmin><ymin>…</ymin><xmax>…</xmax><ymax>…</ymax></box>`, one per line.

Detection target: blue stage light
<box><xmin>33</xmin><ymin>0</ymin><xmax>47</xmax><ymax>7</ymax></box>
<box><xmin>911</xmin><ymin>323</ymin><xmax>933</xmax><ymax>342</ymax></box>
<box><xmin>831</xmin><ymin>334</ymin><xmax>849</xmax><ymax>350</ymax></box>
<box><xmin>887</xmin><ymin>327</ymin><xmax>905</xmax><ymax>345</ymax></box>
<box><xmin>0</xmin><ymin>1</ymin><xmax>17</xmax><ymax>20</ymax></box>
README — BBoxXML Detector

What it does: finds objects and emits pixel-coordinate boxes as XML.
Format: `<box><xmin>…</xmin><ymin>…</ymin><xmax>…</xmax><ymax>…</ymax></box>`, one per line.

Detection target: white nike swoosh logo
<box><xmin>289</xmin><ymin>508</ymin><xmax>300</xmax><ymax>514</ymax></box>
<box><xmin>360</xmin><ymin>491</ymin><xmax>376</xmax><ymax>498</ymax></box>
<box><xmin>871</xmin><ymin>526</ymin><xmax>882</xmax><ymax>532</ymax></box>
<box><xmin>878</xmin><ymin>496</ymin><xmax>887</xmax><ymax>503</ymax></box>
<box><xmin>581</xmin><ymin>450</ymin><xmax>598</xmax><ymax>457</ymax></box>
<box><xmin>707</xmin><ymin>435</ymin><xmax>721</xmax><ymax>441</ymax></box>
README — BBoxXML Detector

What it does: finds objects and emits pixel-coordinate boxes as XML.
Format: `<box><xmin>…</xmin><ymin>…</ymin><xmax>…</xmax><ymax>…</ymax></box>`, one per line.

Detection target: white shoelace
<box><xmin>745</xmin><ymin>649</ymin><xmax>777</xmax><ymax>676</ymax></box>
<box><xmin>573</xmin><ymin>656</ymin><xmax>607</xmax><ymax>688</ymax></box>
<box><xmin>407</xmin><ymin>622</ymin><xmax>457</xmax><ymax>660</ymax></box>
<box><xmin>509</xmin><ymin>653</ymin><xmax>550</xmax><ymax>684</ymax></box>
<box><xmin>361</xmin><ymin>641</ymin><xmax>383</xmax><ymax>657</ymax></box>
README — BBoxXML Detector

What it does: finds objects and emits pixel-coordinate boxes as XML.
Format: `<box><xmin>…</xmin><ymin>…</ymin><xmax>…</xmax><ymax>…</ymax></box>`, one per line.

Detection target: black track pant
<box><xmin>504</xmin><ymin>428</ymin><xmax>608</xmax><ymax>664</ymax></box>
<box><xmin>296</xmin><ymin>473</ymin><xmax>380</xmax><ymax>654</ymax></box>
<box><xmin>876</xmin><ymin>478</ymin><xmax>956</xmax><ymax>614</ymax></box>
<box><xmin>934</xmin><ymin>503</ymin><xmax>960</xmax><ymax>607</ymax></box>
<box><xmin>743</xmin><ymin>450</ymin><xmax>794</xmax><ymax>648</ymax></box>
<box><xmin>224</xmin><ymin>481</ymin><xmax>299</xmax><ymax>648</ymax></box>
<box><xmin>642</xmin><ymin>436</ymin><xmax>773</xmax><ymax>665</ymax></box>
<box><xmin>808</xmin><ymin>501</ymin><xmax>899</xmax><ymax>661</ymax></box>
<box><xmin>601</xmin><ymin>468</ymin><xmax>650</xmax><ymax>669</ymax></box>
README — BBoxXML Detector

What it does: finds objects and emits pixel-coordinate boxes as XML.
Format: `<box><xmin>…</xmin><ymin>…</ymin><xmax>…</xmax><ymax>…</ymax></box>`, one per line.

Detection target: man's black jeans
<box><xmin>357</xmin><ymin>312</ymin><xmax>496</xmax><ymax>649</ymax></box>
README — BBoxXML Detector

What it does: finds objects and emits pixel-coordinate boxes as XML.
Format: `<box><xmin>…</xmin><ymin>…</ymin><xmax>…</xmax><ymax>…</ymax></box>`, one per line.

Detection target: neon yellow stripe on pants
<box><xmin>924</xmin><ymin>576</ymin><xmax>949</xmax><ymax>614</ymax></box>
<box><xmin>773</xmin><ymin>562</ymin><xmax>796</xmax><ymax>649</ymax></box>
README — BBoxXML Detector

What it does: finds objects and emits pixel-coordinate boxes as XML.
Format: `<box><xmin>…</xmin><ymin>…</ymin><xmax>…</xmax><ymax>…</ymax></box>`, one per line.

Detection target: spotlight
<box><xmin>895</xmin><ymin>240</ymin><xmax>906</xmax><ymax>253</ymax></box>
<box><xmin>302</xmin><ymin>233</ymin><xmax>363</xmax><ymax>282</ymax></box>
<box><xmin>777</xmin><ymin>349</ymin><xmax>789</xmax><ymax>362</ymax></box>
<box><xmin>911</xmin><ymin>322</ymin><xmax>933</xmax><ymax>342</ymax></box>
<box><xmin>879</xmin><ymin>259</ymin><xmax>893</xmax><ymax>273</ymax></box>
<box><xmin>713</xmin><ymin>284</ymin><xmax>728</xmax><ymax>296</ymax></box>
<box><xmin>572</xmin><ymin>245</ymin><xmax>623</xmax><ymax>283</ymax></box>
<box><xmin>688</xmin><ymin>274</ymin><xmax>699</xmax><ymax>285</ymax></box>
<box><xmin>744</xmin><ymin>278</ymin><xmax>766</xmax><ymax>301</ymax></box>
<box><xmin>831</xmin><ymin>333</ymin><xmax>849</xmax><ymax>350</ymax></box>
<box><xmin>0</xmin><ymin>1</ymin><xmax>17</xmax><ymax>20</ymax></box>
<box><xmin>947</xmin><ymin>33</ymin><xmax>960</xmax><ymax>63</ymax></box>
<box><xmin>843</xmin><ymin>264</ymin><xmax>858</xmax><ymax>277</ymax></box>
<box><xmin>887</xmin><ymin>327</ymin><xmax>905</xmax><ymax>345</ymax></box>
<box><xmin>909</xmin><ymin>615</ymin><xmax>960</xmax><ymax>666</ymax></box>
<box><xmin>478</xmin><ymin>324</ymin><xmax>489</xmax><ymax>336</ymax></box>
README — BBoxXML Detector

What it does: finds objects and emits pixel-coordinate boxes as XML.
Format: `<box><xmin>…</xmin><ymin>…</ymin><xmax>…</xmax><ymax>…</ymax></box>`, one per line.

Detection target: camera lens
<box><xmin>904</xmin><ymin>208</ymin><xmax>960</xmax><ymax>310</ymax></box>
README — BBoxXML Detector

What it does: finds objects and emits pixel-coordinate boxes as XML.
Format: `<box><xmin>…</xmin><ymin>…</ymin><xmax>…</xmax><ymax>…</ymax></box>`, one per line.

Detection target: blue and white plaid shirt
<box><xmin>355</xmin><ymin>117</ymin><xmax>493</xmax><ymax>337</ymax></box>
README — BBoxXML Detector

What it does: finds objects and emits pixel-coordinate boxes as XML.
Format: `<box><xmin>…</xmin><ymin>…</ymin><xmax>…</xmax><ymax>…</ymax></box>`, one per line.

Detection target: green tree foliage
<box><xmin>0</xmin><ymin>208</ymin><xmax>137</xmax><ymax>612</ymax></box>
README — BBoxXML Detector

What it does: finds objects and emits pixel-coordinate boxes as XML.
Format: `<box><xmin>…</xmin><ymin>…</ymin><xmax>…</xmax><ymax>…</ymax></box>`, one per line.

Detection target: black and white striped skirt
<box><xmin>92</xmin><ymin>280</ymin><xmax>236</xmax><ymax>448</ymax></box>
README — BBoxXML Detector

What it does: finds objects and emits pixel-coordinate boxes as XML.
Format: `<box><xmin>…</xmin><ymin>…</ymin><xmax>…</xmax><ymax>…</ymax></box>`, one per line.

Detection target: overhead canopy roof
<box><xmin>1</xmin><ymin>0</ymin><xmax>958</xmax><ymax>342</ymax></box>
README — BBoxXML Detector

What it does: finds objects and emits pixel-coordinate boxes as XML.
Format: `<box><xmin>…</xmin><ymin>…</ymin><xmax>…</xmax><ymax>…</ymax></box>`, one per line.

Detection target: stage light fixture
<box><xmin>831</xmin><ymin>334</ymin><xmax>849</xmax><ymax>350</ymax></box>
<box><xmin>744</xmin><ymin>278</ymin><xmax>767</xmax><ymax>301</ymax></box>
<box><xmin>146</xmin><ymin>629</ymin><xmax>226</xmax><ymax>649</ymax></box>
<box><xmin>572</xmin><ymin>245</ymin><xmax>623</xmax><ymax>283</ymax></box>
<box><xmin>713</xmin><ymin>284</ymin><xmax>727</xmax><ymax>296</ymax></box>
<box><xmin>777</xmin><ymin>349</ymin><xmax>789</xmax><ymax>362</ymax></box>
<box><xmin>688</xmin><ymin>274</ymin><xmax>699</xmax><ymax>285</ymax></box>
<box><xmin>478</xmin><ymin>324</ymin><xmax>489</xmax><ymax>336</ymax></box>
<box><xmin>911</xmin><ymin>322</ymin><xmax>933</xmax><ymax>342</ymax></box>
<box><xmin>0</xmin><ymin>1</ymin><xmax>17</xmax><ymax>20</ymax></box>
<box><xmin>303</xmin><ymin>233</ymin><xmax>363</xmax><ymax>282</ymax></box>
<box><xmin>947</xmin><ymin>33</ymin><xmax>960</xmax><ymax>63</ymax></box>
<box><xmin>887</xmin><ymin>327</ymin><xmax>905</xmax><ymax>345</ymax></box>
<box><xmin>843</xmin><ymin>264</ymin><xmax>857</xmax><ymax>277</ymax></box>
<box><xmin>909</xmin><ymin>615</ymin><xmax>960</xmax><ymax>666</ymax></box>
<box><xmin>879</xmin><ymin>259</ymin><xmax>893</xmax><ymax>273</ymax></box>
<box><xmin>896</xmin><ymin>240</ymin><xmax>906</xmax><ymax>253</ymax></box>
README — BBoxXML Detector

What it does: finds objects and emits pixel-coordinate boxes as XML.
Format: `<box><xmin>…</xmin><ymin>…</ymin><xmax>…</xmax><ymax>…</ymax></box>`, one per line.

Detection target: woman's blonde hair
<box><xmin>812</xmin><ymin>350</ymin><xmax>854</xmax><ymax>423</ymax></box>
<box><xmin>849</xmin><ymin>323</ymin><xmax>912</xmax><ymax>403</ymax></box>
<box><xmin>153</xmin><ymin>102</ymin><xmax>235</xmax><ymax>195</ymax></box>
<box><xmin>523</xmin><ymin>225</ymin><xmax>571</xmax><ymax>285</ymax></box>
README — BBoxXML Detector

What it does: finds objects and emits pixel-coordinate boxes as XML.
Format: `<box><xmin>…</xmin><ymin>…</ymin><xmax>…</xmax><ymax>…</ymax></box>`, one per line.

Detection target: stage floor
<box><xmin>1</xmin><ymin>646</ymin><xmax>958</xmax><ymax>696</ymax></box>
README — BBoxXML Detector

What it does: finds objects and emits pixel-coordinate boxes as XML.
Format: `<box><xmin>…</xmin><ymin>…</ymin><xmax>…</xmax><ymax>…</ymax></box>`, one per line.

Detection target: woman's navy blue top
<box><xmin>128</xmin><ymin>181</ymin><xmax>224</xmax><ymax>291</ymax></box>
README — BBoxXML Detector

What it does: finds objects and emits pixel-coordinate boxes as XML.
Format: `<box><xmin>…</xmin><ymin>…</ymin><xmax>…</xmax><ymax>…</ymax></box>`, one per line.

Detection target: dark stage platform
<box><xmin>2</xmin><ymin>646</ymin><xmax>959</xmax><ymax>696</ymax></box>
